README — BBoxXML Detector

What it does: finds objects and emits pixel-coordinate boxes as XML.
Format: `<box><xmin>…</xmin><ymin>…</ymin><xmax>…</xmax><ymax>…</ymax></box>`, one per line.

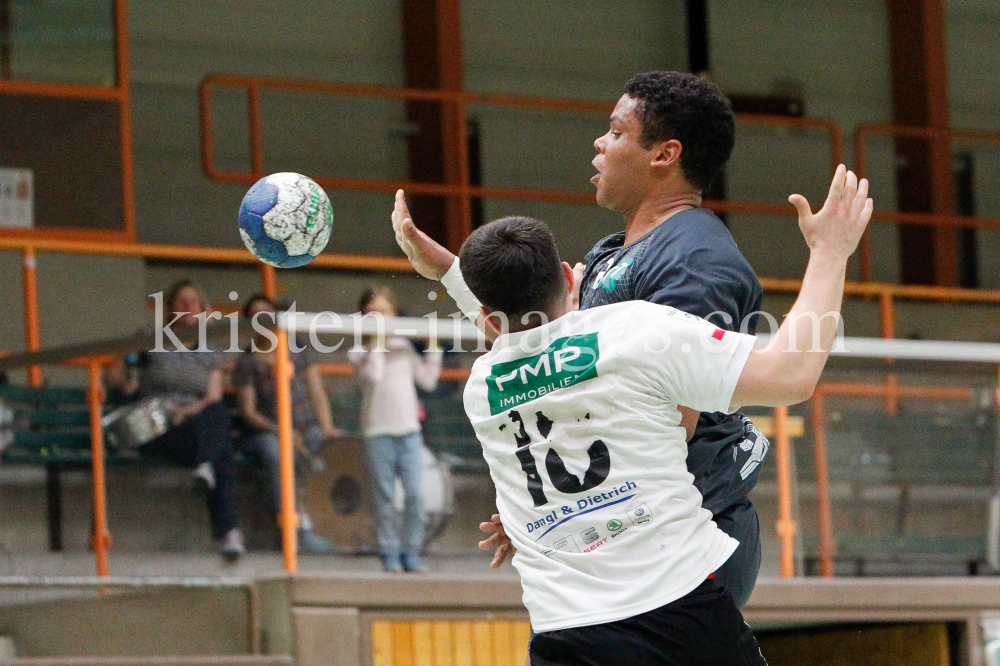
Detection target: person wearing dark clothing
<box><xmin>392</xmin><ymin>71</ymin><xmax>770</xmax><ymax>608</ymax></box>
<box><xmin>106</xmin><ymin>280</ymin><xmax>243</xmax><ymax>560</ymax></box>
<box><xmin>234</xmin><ymin>295</ymin><xmax>342</xmax><ymax>555</ymax></box>
<box><xmin>577</xmin><ymin>206</ymin><xmax>767</xmax><ymax>606</ymax></box>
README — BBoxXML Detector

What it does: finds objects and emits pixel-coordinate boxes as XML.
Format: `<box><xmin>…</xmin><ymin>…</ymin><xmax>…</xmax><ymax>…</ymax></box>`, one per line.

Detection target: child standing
<box><xmin>349</xmin><ymin>286</ymin><xmax>442</xmax><ymax>572</ymax></box>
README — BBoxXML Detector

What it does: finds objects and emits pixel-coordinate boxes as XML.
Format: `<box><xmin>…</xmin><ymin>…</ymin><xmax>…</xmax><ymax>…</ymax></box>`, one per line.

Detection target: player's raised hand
<box><xmin>392</xmin><ymin>190</ymin><xmax>456</xmax><ymax>280</ymax></box>
<box><xmin>788</xmin><ymin>164</ymin><xmax>873</xmax><ymax>259</ymax></box>
<box><xmin>479</xmin><ymin>513</ymin><xmax>516</xmax><ymax>568</ymax></box>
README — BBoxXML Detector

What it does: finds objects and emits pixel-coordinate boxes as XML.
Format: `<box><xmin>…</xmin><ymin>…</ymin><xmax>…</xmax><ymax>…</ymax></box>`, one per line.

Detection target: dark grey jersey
<box><xmin>579</xmin><ymin>207</ymin><xmax>766</xmax><ymax>514</ymax></box>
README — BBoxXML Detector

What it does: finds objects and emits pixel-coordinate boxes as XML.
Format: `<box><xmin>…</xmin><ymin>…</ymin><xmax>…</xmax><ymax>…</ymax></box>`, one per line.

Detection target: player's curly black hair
<box><xmin>625</xmin><ymin>71</ymin><xmax>735</xmax><ymax>192</ymax></box>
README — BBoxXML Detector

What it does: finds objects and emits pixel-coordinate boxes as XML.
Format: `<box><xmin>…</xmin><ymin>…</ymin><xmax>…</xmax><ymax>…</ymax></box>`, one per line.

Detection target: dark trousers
<box><xmin>712</xmin><ymin>499</ymin><xmax>762</xmax><ymax>609</ymax></box>
<box><xmin>529</xmin><ymin>580</ymin><xmax>767</xmax><ymax>666</ymax></box>
<box><xmin>142</xmin><ymin>401</ymin><xmax>238</xmax><ymax>539</ymax></box>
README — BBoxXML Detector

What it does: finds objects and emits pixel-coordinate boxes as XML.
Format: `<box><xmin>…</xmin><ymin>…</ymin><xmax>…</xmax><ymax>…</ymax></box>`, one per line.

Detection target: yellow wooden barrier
<box><xmin>372</xmin><ymin>620</ymin><xmax>531</xmax><ymax>666</ymax></box>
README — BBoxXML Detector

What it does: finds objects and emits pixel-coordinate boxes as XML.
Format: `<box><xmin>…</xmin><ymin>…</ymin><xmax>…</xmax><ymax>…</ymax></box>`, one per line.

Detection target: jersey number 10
<box><xmin>508</xmin><ymin>410</ymin><xmax>611</xmax><ymax>507</ymax></box>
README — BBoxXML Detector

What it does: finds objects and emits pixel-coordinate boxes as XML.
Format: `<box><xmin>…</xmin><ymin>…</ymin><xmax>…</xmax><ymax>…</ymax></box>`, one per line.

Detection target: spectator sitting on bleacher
<box><xmin>106</xmin><ymin>280</ymin><xmax>244</xmax><ymax>560</ymax></box>
<box><xmin>348</xmin><ymin>286</ymin><xmax>442</xmax><ymax>573</ymax></box>
<box><xmin>234</xmin><ymin>295</ymin><xmax>342</xmax><ymax>555</ymax></box>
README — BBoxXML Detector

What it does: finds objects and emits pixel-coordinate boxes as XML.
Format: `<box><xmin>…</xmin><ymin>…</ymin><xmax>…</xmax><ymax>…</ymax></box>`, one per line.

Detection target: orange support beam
<box><xmin>400</xmin><ymin>0</ymin><xmax>467</xmax><ymax>252</ymax></box>
<box><xmin>88</xmin><ymin>360</ymin><xmax>112</xmax><ymax>577</ymax></box>
<box><xmin>248</xmin><ymin>81</ymin><xmax>264</xmax><ymax>177</ymax></box>
<box><xmin>275</xmin><ymin>328</ymin><xmax>298</xmax><ymax>572</ymax></box>
<box><xmin>774</xmin><ymin>406</ymin><xmax>797</xmax><ymax>577</ymax></box>
<box><xmin>810</xmin><ymin>393</ymin><xmax>835</xmax><ymax>577</ymax></box>
<box><xmin>260</xmin><ymin>264</ymin><xmax>278</xmax><ymax>301</ymax></box>
<box><xmin>888</xmin><ymin>0</ymin><xmax>956</xmax><ymax>286</ymax></box>
<box><xmin>21</xmin><ymin>247</ymin><xmax>41</xmax><ymax>387</ymax></box>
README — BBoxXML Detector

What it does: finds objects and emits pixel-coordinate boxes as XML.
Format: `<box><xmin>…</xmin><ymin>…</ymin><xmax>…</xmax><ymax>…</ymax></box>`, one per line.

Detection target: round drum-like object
<box><xmin>305</xmin><ymin>436</ymin><xmax>453</xmax><ymax>553</ymax></box>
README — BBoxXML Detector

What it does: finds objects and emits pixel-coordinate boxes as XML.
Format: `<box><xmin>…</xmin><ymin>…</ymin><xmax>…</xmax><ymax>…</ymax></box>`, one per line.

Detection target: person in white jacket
<box><xmin>348</xmin><ymin>285</ymin><xmax>443</xmax><ymax>572</ymax></box>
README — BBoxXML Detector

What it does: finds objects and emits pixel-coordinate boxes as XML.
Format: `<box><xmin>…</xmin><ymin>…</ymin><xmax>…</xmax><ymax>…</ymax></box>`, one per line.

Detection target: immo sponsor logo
<box><xmin>486</xmin><ymin>333</ymin><xmax>600</xmax><ymax>415</ymax></box>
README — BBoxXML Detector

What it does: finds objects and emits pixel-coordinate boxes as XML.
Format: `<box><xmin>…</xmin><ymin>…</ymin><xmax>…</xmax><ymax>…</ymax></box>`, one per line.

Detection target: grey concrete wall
<box><xmin>0</xmin><ymin>587</ymin><xmax>252</xmax><ymax>657</ymax></box>
<box><xmin>708</xmin><ymin>0</ymin><xmax>897</xmax><ymax>282</ymax></box>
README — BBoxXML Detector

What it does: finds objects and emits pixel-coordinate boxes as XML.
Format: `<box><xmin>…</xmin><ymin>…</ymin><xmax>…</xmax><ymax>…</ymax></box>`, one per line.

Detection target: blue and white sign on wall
<box><xmin>0</xmin><ymin>168</ymin><xmax>34</xmax><ymax>229</ymax></box>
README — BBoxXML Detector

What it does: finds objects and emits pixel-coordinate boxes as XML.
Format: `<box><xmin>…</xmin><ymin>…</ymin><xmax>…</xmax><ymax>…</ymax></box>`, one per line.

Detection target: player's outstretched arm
<box><xmin>730</xmin><ymin>165</ymin><xmax>873</xmax><ymax>410</ymax></box>
<box><xmin>392</xmin><ymin>190</ymin><xmax>456</xmax><ymax>280</ymax></box>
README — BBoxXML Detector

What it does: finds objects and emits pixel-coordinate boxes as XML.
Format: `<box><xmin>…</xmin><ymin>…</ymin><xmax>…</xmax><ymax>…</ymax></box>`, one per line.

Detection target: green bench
<box><xmin>0</xmin><ymin>384</ymin><xmax>109</xmax><ymax>551</ymax></box>
<box><xmin>772</xmin><ymin>408</ymin><xmax>997</xmax><ymax>574</ymax></box>
<box><xmin>0</xmin><ymin>382</ymin><xmax>486</xmax><ymax>552</ymax></box>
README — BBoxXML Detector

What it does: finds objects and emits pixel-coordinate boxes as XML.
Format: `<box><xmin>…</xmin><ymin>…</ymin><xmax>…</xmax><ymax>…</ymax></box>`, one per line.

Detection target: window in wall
<box><xmin>1</xmin><ymin>0</ymin><xmax>115</xmax><ymax>86</ymax></box>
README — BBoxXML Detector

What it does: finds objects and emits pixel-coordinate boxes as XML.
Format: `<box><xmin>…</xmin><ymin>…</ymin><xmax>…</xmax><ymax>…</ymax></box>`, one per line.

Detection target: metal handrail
<box><xmin>198</xmin><ymin>74</ymin><xmax>843</xmax><ymax>251</ymax></box>
<box><xmin>854</xmin><ymin>123</ymin><xmax>1000</xmax><ymax>281</ymax></box>
<box><xmin>7</xmin><ymin>236</ymin><xmax>1000</xmax><ymax>578</ymax></box>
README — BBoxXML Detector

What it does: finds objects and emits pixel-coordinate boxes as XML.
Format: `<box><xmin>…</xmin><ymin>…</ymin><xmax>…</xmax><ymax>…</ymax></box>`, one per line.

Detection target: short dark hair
<box><xmin>164</xmin><ymin>279</ymin><xmax>208</xmax><ymax>313</ymax></box>
<box><xmin>625</xmin><ymin>71</ymin><xmax>735</xmax><ymax>191</ymax></box>
<box><xmin>459</xmin><ymin>217</ymin><xmax>564</xmax><ymax>324</ymax></box>
<box><xmin>358</xmin><ymin>284</ymin><xmax>397</xmax><ymax>313</ymax></box>
<box><xmin>242</xmin><ymin>293</ymin><xmax>276</xmax><ymax>319</ymax></box>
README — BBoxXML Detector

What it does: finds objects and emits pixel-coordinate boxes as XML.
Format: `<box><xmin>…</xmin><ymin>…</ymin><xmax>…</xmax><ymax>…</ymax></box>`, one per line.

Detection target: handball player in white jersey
<box><xmin>421</xmin><ymin>166</ymin><xmax>870</xmax><ymax>665</ymax></box>
<box><xmin>396</xmin><ymin>71</ymin><xmax>770</xmax><ymax>610</ymax></box>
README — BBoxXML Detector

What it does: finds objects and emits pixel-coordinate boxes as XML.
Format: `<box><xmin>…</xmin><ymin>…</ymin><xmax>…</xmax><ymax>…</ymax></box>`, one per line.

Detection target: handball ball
<box><xmin>238</xmin><ymin>172</ymin><xmax>334</xmax><ymax>268</ymax></box>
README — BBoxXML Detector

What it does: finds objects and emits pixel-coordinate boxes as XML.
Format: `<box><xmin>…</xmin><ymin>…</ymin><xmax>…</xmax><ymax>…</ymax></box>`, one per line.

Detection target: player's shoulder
<box><xmin>648</xmin><ymin>208</ymin><xmax>743</xmax><ymax>258</ymax></box>
<box><xmin>573</xmin><ymin>301</ymin><xmax>706</xmax><ymax>348</ymax></box>
<box><xmin>639</xmin><ymin>208</ymin><xmax>760</xmax><ymax>290</ymax></box>
<box><xmin>625</xmin><ymin>300</ymin><xmax>717</xmax><ymax>329</ymax></box>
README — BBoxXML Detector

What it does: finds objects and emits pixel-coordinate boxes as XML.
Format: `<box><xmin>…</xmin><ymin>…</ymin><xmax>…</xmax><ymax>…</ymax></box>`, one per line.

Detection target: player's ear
<box><xmin>480</xmin><ymin>305</ymin><xmax>505</xmax><ymax>338</ymax></box>
<box><xmin>561</xmin><ymin>261</ymin><xmax>575</xmax><ymax>294</ymax></box>
<box><xmin>650</xmin><ymin>139</ymin><xmax>682</xmax><ymax>169</ymax></box>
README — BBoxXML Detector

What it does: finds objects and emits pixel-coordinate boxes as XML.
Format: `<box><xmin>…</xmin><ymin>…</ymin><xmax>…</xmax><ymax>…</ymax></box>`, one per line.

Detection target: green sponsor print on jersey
<box><xmin>486</xmin><ymin>332</ymin><xmax>600</xmax><ymax>415</ymax></box>
<box><xmin>607</xmin><ymin>518</ymin><xmax>623</xmax><ymax>531</ymax></box>
<box><xmin>598</xmin><ymin>258</ymin><xmax>634</xmax><ymax>291</ymax></box>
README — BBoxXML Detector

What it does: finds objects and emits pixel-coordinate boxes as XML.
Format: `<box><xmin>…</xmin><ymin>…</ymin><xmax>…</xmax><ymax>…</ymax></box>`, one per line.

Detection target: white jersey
<box><xmin>464</xmin><ymin>301</ymin><xmax>755</xmax><ymax>631</ymax></box>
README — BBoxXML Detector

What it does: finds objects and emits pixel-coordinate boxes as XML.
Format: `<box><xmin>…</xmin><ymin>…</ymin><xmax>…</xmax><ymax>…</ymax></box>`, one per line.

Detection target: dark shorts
<box><xmin>528</xmin><ymin>579</ymin><xmax>767</xmax><ymax>666</ymax></box>
<box><xmin>712</xmin><ymin>499</ymin><xmax>761</xmax><ymax>609</ymax></box>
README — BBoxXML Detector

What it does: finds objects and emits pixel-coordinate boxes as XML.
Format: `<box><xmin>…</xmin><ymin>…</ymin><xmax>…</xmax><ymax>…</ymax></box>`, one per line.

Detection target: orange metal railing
<box><xmin>198</xmin><ymin>74</ymin><xmax>843</xmax><ymax>251</ymax></box>
<box><xmin>761</xmin><ymin>276</ymin><xmax>1000</xmax><ymax>576</ymax></box>
<box><xmin>854</xmin><ymin>123</ymin><xmax>1000</xmax><ymax>281</ymax></box>
<box><xmin>3</xmin><ymin>1</ymin><xmax>997</xmax><ymax>583</ymax></box>
<box><xmin>6</xmin><ymin>234</ymin><xmax>1000</xmax><ymax>577</ymax></box>
<box><xmin>0</xmin><ymin>236</ymin><xmax>416</xmax><ymax>576</ymax></box>
<box><xmin>11</xmin><ymin>69</ymin><xmax>1000</xmax><ymax>576</ymax></box>
<box><xmin>809</xmin><ymin>378</ymin><xmax>980</xmax><ymax>577</ymax></box>
<box><xmin>0</xmin><ymin>0</ymin><xmax>135</xmax><ymax>244</ymax></box>
<box><xmin>759</xmin><ymin>277</ymin><xmax>1000</xmax><ymax>341</ymax></box>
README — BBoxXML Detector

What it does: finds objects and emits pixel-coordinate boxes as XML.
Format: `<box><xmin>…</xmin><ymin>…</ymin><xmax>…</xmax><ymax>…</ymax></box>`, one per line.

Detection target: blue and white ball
<box><xmin>238</xmin><ymin>172</ymin><xmax>334</xmax><ymax>268</ymax></box>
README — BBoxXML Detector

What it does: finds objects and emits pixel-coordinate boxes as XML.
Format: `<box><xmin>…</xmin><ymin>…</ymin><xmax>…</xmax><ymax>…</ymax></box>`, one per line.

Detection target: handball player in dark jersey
<box><xmin>392</xmin><ymin>71</ymin><xmax>767</xmax><ymax>608</ymax></box>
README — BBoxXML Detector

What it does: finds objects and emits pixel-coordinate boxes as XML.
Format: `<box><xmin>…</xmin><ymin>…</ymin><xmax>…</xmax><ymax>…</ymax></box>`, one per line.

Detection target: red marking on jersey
<box><xmin>712</xmin><ymin>328</ymin><xmax>725</xmax><ymax>340</ymax></box>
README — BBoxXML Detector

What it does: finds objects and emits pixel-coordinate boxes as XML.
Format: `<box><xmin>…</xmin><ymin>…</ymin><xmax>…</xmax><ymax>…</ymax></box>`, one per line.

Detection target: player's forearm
<box><xmin>734</xmin><ymin>249</ymin><xmax>846</xmax><ymax>407</ymax></box>
<box><xmin>441</xmin><ymin>258</ymin><xmax>498</xmax><ymax>341</ymax></box>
